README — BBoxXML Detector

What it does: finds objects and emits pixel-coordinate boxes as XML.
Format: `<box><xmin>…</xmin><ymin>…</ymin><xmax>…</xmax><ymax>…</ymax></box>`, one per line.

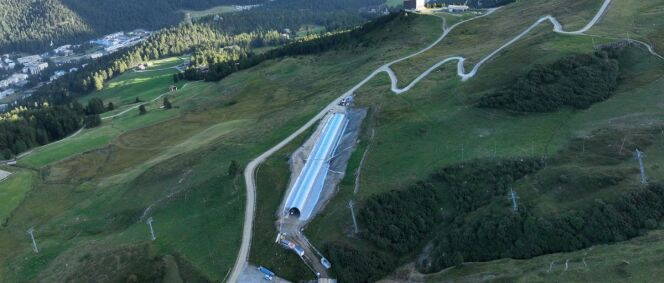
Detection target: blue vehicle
<box><xmin>258</xmin><ymin>266</ymin><xmax>275</xmax><ymax>277</ymax></box>
<box><xmin>321</xmin><ymin>257</ymin><xmax>331</xmax><ymax>269</ymax></box>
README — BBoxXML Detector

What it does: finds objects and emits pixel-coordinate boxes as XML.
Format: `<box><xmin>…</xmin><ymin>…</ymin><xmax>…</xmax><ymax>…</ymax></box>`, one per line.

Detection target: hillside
<box><xmin>244</xmin><ymin>0</ymin><xmax>664</xmax><ymax>281</ymax></box>
<box><xmin>0</xmin><ymin>0</ymin><xmax>385</xmax><ymax>54</ymax></box>
<box><xmin>0</xmin><ymin>13</ymin><xmax>439</xmax><ymax>282</ymax></box>
<box><xmin>0</xmin><ymin>0</ymin><xmax>663</xmax><ymax>281</ymax></box>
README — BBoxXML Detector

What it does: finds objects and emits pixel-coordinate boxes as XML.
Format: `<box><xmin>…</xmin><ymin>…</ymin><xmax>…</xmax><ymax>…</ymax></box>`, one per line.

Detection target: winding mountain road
<box><xmin>227</xmin><ymin>0</ymin><xmax>644</xmax><ymax>281</ymax></box>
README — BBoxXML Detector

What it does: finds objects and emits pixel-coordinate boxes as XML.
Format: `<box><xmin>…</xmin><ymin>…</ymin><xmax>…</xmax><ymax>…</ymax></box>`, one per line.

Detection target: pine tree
<box><xmin>228</xmin><ymin>160</ymin><xmax>239</xmax><ymax>176</ymax></box>
<box><xmin>163</xmin><ymin>97</ymin><xmax>172</xmax><ymax>109</ymax></box>
<box><xmin>139</xmin><ymin>104</ymin><xmax>147</xmax><ymax>115</ymax></box>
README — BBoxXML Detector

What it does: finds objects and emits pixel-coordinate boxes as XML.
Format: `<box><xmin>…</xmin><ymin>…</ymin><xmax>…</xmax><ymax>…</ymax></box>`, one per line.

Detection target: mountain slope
<box><xmin>0</xmin><ymin>14</ymin><xmax>439</xmax><ymax>282</ymax></box>
<box><xmin>0</xmin><ymin>0</ymin><xmax>92</xmax><ymax>53</ymax></box>
<box><xmin>0</xmin><ymin>0</ymin><xmax>383</xmax><ymax>54</ymax></box>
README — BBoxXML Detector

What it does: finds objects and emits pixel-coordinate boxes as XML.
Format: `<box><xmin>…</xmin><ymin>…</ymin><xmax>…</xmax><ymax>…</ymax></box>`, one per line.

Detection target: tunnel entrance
<box><xmin>288</xmin><ymin>207</ymin><xmax>301</xmax><ymax>218</ymax></box>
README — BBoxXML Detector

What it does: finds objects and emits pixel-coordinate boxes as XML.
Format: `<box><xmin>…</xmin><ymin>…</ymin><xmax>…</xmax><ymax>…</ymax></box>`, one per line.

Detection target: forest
<box><xmin>0</xmin><ymin>0</ymin><xmax>261</xmax><ymax>53</ymax></box>
<box><xmin>477</xmin><ymin>48</ymin><xmax>623</xmax><ymax>112</ymax></box>
<box><xmin>0</xmin><ymin>0</ymin><xmax>385</xmax><ymax>54</ymax></box>
<box><xmin>0</xmin><ymin>96</ymin><xmax>112</xmax><ymax>159</ymax></box>
<box><xmin>328</xmin><ymin>130</ymin><xmax>663</xmax><ymax>281</ymax></box>
<box><xmin>27</xmin><ymin>25</ymin><xmax>286</xmax><ymax>107</ymax></box>
<box><xmin>177</xmin><ymin>12</ymin><xmax>402</xmax><ymax>82</ymax></box>
<box><xmin>0</xmin><ymin>104</ymin><xmax>83</xmax><ymax>159</ymax></box>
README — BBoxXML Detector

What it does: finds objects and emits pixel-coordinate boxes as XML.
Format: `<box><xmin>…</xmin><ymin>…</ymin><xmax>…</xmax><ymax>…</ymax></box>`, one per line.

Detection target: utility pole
<box><xmin>493</xmin><ymin>143</ymin><xmax>497</xmax><ymax>159</ymax></box>
<box><xmin>348</xmin><ymin>200</ymin><xmax>359</xmax><ymax>234</ymax></box>
<box><xmin>508</xmin><ymin>188</ymin><xmax>519</xmax><ymax>213</ymax></box>
<box><xmin>634</xmin><ymin>149</ymin><xmax>647</xmax><ymax>184</ymax></box>
<box><xmin>27</xmin><ymin>228</ymin><xmax>39</xmax><ymax>253</ymax></box>
<box><xmin>146</xmin><ymin>217</ymin><xmax>157</xmax><ymax>241</ymax></box>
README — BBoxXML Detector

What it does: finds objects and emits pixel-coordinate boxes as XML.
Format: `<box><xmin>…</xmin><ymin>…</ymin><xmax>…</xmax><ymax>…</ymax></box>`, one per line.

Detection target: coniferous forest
<box><xmin>326</xmin><ymin>126</ymin><xmax>664</xmax><ymax>281</ymax></box>
<box><xmin>0</xmin><ymin>104</ymin><xmax>83</xmax><ymax>159</ymax></box>
<box><xmin>0</xmin><ymin>0</ymin><xmax>385</xmax><ymax>54</ymax></box>
<box><xmin>478</xmin><ymin>48</ymin><xmax>623</xmax><ymax>112</ymax></box>
<box><xmin>177</xmin><ymin>12</ymin><xmax>402</xmax><ymax>82</ymax></box>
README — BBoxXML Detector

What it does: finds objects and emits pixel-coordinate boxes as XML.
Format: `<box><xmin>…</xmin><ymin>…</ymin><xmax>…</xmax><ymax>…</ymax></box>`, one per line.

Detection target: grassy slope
<box><xmin>303</xmin><ymin>0</ymin><xmax>664</xmax><ymax>281</ymax></box>
<box><xmin>391</xmin><ymin>0</ymin><xmax>606</xmax><ymax>88</ymax></box>
<box><xmin>0</xmin><ymin>169</ymin><xmax>36</xmax><ymax>224</ymax></box>
<box><xmin>2</xmin><ymin>0</ymin><xmax>662</xmax><ymax>280</ymax></box>
<box><xmin>422</xmin><ymin>230</ymin><xmax>664</xmax><ymax>282</ymax></box>
<box><xmin>590</xmin><ymin>0</ymin><xmax>664</xmax><ymax>54</ymax></box>
<box><xmin>0</xmin><ymin>13</ymin><xmax>443</xmax><ymax>282</ymax></box>
<box><xmin>246</xmin><ymin>14</ymin><xmax>446</xmax><ymax>281</ymax></box>
<box><xmin>19</xmin><ymin>57</ymin><xmax>188</xmax><ymax>168</ymax></box>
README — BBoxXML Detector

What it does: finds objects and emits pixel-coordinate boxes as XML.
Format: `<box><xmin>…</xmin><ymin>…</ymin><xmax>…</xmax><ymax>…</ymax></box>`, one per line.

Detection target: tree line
<box><xmin>2</xmin><ymin>2</ymin><xmax>398</xmax><ymax>159</ymax></box>
<box><xmin>176</xmin><ymin>12</ymin><xmax>402</xmax><ymax>82</ymax></box>
<box><xmin>1</xmin><ymin>0</ymin><xmax>385</xmax><ymax>54</ymax></box>
<box><xmin>477</xmin><ymin>48</ymin><xmax>623</xmax><ymax>113</ymax></box>
<box><xmin>0</xmin><ymin>0</ymin><xmax>264</xmax><ymax>53</ymax></box>
<box><xmin>0</xmin><ymin>104</ymin><xmax>82</xmax><ymax>159</ymax></box>
<box><xmin>422</xmin><ymin>182</ymin><xmax>664</xmax><ymax>272</ymax></box>
<box><xmin>25</xmin><ymin>25</ymin><xmax>286</xmax><ymax>108</ymax></box>
<box><xmin>327</xmin><ymin>152</ymin><xmax>664</xmax><ymax>280</ymax></box>
<box><xmin>26</xmin><ymin>7</ymin><xmax>398</xmax><ymax>107</ymax></box>
<box><xmin>0</xmin><ymin>97</ymin><xmax>116</xmax><ymax>159</ymax></box>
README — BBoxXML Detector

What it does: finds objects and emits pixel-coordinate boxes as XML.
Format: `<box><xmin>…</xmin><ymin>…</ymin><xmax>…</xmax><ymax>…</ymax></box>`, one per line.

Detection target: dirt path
<box><xmin>229</xmin><ymin>1</ymin><xmax>628</xmax><ymax>281</ymax></box>
<box><xmin>102</xmin><ymin>81</ymin><xmax>197</xmax><ymax>120</ymax></box>
<box><xmin>6</xmin><ymin>126</ymin><xmax>85</xmax><ymax>163</ymax></box>
<box><xmin>6</xmin><ymin>82</ymin><xmax>199</xmax><ymax>164</ymax></box>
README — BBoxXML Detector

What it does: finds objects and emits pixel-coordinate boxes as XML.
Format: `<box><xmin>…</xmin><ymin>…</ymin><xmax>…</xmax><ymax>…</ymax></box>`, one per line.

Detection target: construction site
<box><xmin>273</xmin><ymin>96</ymin><xmax>365</xmax><ymax>281</ymax></box>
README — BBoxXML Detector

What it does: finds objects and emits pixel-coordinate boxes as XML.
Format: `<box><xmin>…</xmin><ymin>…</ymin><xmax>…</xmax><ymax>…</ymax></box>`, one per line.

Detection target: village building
<box><xmin>24</xmin><ymin>62</ymin><xmax>49</xmax><ymax>75</ymax></box>
<box><xmin>17</xmin><ymin>55</ymin><xmax>41</xmax><ymax>65</ymax></box>
<box><xmin>89</xmin><ymin>52</ymin><xmax>103</xmax><ymax>59</ymax></box>
<box><xmin>50</xmin><ymin>70</ymin><xmax>66</xmax><ymax>81</ymax></box>
<box><xmin>0</xmin><ymin>74</ymin><xmax>29</xmax><ymax>89</ymax></box>
<box><xmin>447</xmin><ymin>4</ymin><xmax>470</xmax><ymax>12</ymax></box>
<box><xmin>53</xmin><ymin>45</ymin><xmax>74</xmax><ymax>56</ymax></box>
